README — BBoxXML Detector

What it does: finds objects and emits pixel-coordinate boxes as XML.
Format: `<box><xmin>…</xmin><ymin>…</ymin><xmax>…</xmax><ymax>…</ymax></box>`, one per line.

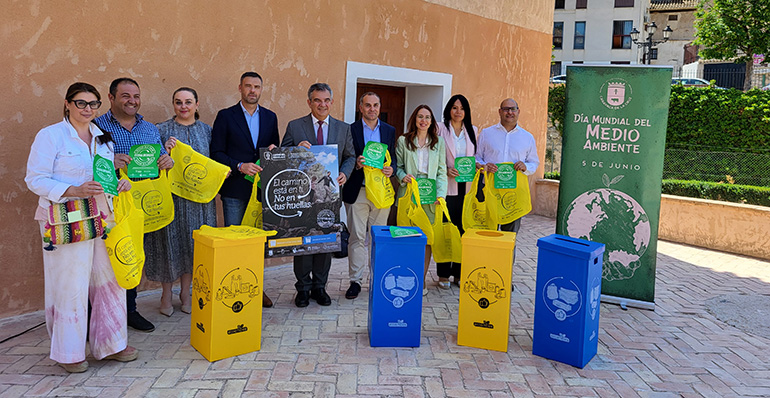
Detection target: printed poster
<box><xmin>260</xmin><ymin>145</ymin><xmax>342</xmax><ymax>258</ymax></box>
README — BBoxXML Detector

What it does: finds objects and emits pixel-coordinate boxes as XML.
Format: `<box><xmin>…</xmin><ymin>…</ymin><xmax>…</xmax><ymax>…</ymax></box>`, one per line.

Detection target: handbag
<box><xmin>462</xmin><ymin>169</ymin><xmax>497</xmax><ymax>231</ymax></box>
<box><xmin>364</xmin><ymin>150</ymin><xmax>395</xmax><ymax>209</ymax></box>
<box><xmin>124</xmin><ymin>170</ymin><xmax>175</xmax><ymax>233</ymax></box>
<box><xmin>43</xmin><ymin>197</ymin><xmax>108</xmax><ymax>250</ymax></box>
<box><xmin>485</xmin><ymin>169</ymin><xmax>532</xmax><ymax>225</ymax></box>
<box><xmin>396</xmin><ymin>179</ymin><xmax>434</xmax><ymax>245</ymax></box>
<box><xmin>431</xmin><ymin>198</ymin><xmax>462</xmax><ymax>263</ymax></box>
<box><xmin>104</xmin><ymin>191</ymin><xmax>146</xmax><ymax>289</ymax></box>
<box><xmin>241</xmin><ymin>172</ymin><xmax>263</xmax><ymax>229</ymax></box>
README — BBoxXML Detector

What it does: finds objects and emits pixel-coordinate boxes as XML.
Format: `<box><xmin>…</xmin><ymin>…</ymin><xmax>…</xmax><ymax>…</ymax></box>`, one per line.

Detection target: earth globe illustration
<box><xmin>562</xmin><ymin>180</ymin><xmax>650</xmax><ymax>281</ymax></box>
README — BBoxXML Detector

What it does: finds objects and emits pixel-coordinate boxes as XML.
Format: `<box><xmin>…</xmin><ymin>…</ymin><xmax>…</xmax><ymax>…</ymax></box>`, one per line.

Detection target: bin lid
<box><xmin>371</xmin><ymin>225</ymin><xmax>427</xmax><ymax>244</ymax></box>
<box><xmin>536</xmin><ymin>234</ymin><xmax>605</xmax><ymax>259</ymax></box>
<box><xmin>193</xmin><ymin>225</ymin><xmax>277</xmax><ymax>248</ymax></box>
<box><xmin>461</xmin><ymin>229</ymin><xmax>516</xmax><ymax>250</ymax></box>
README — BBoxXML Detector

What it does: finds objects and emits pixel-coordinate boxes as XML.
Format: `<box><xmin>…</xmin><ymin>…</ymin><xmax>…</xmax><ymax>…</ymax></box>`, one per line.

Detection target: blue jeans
<box><xmin>221</xmin><ymin>196</ymin><xmax>249</xmax><ymax>227</ymax></box>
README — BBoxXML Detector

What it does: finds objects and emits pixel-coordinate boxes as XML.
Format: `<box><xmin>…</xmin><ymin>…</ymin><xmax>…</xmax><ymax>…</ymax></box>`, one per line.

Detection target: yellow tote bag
<box><xmin>485</xmin><ymin>169</ymin><xmax>532</xmax><ymax>225</ymax></box>
<box><xmin>241</xmin><ymin>173</ymin><xmax>263</xmax><ymax>229</ymax></box>
<box><xmin>364</xmin><ymin>151</ymin><xmax>395</xmax><ymax>209</ymax></box>
<box><xmin>168</xmin><ymin>141</ymin><xmax>230</xmax><ymax>203</ymax></box>
<box><xmin>105</xmin><ymin>191</ymin><xmax>146</xmax><ymax>289</ymax></box>
<box><xmin>462</xmin><ymin>169</ymin><xmax>497</xmax><ymax>231</ymax></box>
<box><xmin>128</xmin><ymin>171</ymin><xmax>175</xmax><ymax>233</ymax></box>
<box><xmin>431</xmin><ymin>198</ymin><xmax>462</xmax><ymax>263</ymax></box>
<box><xmin>397</xmin><ymin>179</ymin><xmax>434</xmax><ymax>245</ymax></box>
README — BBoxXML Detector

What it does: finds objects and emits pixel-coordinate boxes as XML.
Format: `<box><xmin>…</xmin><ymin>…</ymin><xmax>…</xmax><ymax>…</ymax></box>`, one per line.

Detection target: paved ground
<box><xmin>1</xmin><ymin>215</ymin><xmax>769</xmax><ymax>397</ymax></box>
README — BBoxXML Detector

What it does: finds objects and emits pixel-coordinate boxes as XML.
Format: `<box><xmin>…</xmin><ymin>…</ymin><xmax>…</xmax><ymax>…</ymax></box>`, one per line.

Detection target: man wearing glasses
<box><xmin>474</xmin><ymin>98</ymin><xmax>539</xmax><ymax>284</ymax></box>
<box><xmin>94</xmin><ymin>77</ymin><xmax>173</xmax><ymax>333</ymax></box>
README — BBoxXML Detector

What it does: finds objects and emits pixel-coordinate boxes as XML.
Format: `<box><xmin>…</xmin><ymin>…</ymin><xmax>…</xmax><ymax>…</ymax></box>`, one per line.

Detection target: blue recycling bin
<box><xmin>368</xmin><ymin>226</ymin><xmax>426</xmax><ymax>347</ymax></box>
<box><xmin>533</xmin><ymin>234</ymin><xmax>605</xmax><ymax>368</ymax></box>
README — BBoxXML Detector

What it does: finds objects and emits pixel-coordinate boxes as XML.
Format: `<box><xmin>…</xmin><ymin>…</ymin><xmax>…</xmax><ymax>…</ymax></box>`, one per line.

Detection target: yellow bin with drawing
<box><xmin>190</xmin><ymin>225</ymin><xmax>275</xmax><ymax>362</ymax></box>
<box><xmin>457</xmin><ymin>229</ymin><xmax>516</xmax><ymax>352</ymax></box>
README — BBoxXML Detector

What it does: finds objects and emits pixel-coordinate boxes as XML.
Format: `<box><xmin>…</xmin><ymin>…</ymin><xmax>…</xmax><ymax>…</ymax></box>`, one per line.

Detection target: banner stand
<box><xmin>600</xmin><ymin>294</ymin><xmax>655</xmax><ymax>311</ymax></box>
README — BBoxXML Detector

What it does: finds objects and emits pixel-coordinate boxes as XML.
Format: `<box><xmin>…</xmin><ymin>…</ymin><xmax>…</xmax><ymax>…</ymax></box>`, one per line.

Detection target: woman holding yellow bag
<box><xmin>25</xmin><ymin>82</ymin><xmax>137</xmax><ymax>373</ymax></box>
<box><xmin>396</xmin><ymin>105</ymin><xmax>447</xmax><ymax>295</ymax></box>
<box><xmin>145</xmin><ymin>87</ymin><xmax>217</xmax><ymax>316</ymax></box>
<box><xmin>436</xmin><ymin>94</ymin><xmax>478</xmax><ymax>289</ymax></box>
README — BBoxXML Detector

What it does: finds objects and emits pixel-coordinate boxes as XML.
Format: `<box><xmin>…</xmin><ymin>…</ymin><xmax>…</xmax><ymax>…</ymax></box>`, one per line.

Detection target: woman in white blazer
<box><xmin>435</xmin><ymin>94</ymin><xmax>478</xmax><ymax>289</ymax></box>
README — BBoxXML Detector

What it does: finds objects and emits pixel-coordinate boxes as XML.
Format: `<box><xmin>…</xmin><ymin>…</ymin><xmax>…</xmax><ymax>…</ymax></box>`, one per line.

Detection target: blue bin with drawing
<box><xmin>368</xmin><ymin>226</ymin><xmax>426</xmax><ymax>347</ymax></box>
<box><xmin>533</xmin><ymin>234</ymin><xmax>605</xmax><ymax>368</ymax></box>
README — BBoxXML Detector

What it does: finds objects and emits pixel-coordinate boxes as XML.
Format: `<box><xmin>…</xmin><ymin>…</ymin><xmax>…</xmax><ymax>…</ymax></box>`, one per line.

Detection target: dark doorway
<box><xmin>355</xmin><ymin>83</ymin><xmax>406</xmax><ymax>138</ymax></box>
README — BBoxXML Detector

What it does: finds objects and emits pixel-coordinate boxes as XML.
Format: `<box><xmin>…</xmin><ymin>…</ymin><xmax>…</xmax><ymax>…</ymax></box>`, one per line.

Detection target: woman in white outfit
<box><xmin>25</xmin><ymin>82</ymin><xmax>137</xmax><ymax>373</ymax></box>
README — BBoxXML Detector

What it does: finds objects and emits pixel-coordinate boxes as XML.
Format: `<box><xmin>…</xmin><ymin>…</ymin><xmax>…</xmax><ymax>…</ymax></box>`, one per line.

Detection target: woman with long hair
<box><xmin>396</xmin><ymin>104</ymin><xmax>447</xmax><ymax>295</ymax></box>
<box><xmin>25</xmin><ymin>82</ymin><xmax>136</xmax><ymax>373</ymax></box>
<box><xmin>436</xmin><ymin>94</ymin><xmax>478</xmax><ymax>288</ymax></box>
<box><xmin>145</xmin><ymin>87</ymin><xmax>217</xmax><ymax>316</ymax></box>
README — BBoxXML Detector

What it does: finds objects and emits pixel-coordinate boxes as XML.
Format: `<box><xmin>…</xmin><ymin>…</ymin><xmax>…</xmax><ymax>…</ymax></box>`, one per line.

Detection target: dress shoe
<box><xmin>59</xmin><ymin>360</ymin><xmax>88</xmax><ymax>373</ymax></box>
<box><xmin>105</xmin><ymin>346</ymin><xmax>138</xmax><ymax>362</ymax></box>
<box><xmin>127</xmin><ymin>311</ymin><xmax>155</xmax><ymax>332</ymax></box>
<box><xmin>295</xmin><ymin>291</ymin><xmax>310</xmax><ymax>307</ymax></box>
<box><xmin>345</xmin><ymin>282</ymin><xmax>361</xmax><ymax>299</ymax></box>
<box><xmin>262</xmin><ymin>292</ymin><xmax>273</xmax><ymax>308</ymax></box>
<box><xmin>159</xmin><ymin>305</ymin><xmax>174</xmax><ymax>317</ymax></box>
<box><xmin>310</xmin><ymin>288</ymin><xmax>332</xmax><ymax>306</ymax></box>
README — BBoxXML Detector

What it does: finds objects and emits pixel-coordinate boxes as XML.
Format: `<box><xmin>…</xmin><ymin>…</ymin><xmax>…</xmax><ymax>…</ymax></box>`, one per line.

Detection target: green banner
<box><xmin>555</xmin><ymin>66</ymin><xmax>672</xmax><ymax>305</ymax></box>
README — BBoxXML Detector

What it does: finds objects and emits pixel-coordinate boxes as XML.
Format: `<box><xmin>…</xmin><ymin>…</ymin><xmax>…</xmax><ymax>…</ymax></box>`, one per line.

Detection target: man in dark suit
<box><xmin>341</xmin><ymin>92</ymin><xmax>396</xmax><ymax>299</ymax></box>
<box><xmin>210</xmin><ymin>71</ymin><xmax>280</xmax><ymax>307</ymax></box>
<box><xmin>281</xmin><ymin>83</ymin><xmax>356</xmax><ymax>307</ymax></box>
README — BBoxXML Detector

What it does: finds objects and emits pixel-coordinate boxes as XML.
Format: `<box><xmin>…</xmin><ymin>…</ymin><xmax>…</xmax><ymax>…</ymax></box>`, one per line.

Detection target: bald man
<box><xmin>474</xmin><ymin>98</ymin><xmax>539</xmax><ymax>288</ymax></box>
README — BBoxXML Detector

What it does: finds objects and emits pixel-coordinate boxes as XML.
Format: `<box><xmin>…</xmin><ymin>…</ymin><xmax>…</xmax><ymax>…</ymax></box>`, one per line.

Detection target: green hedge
<box><xmin>661</xmin><ymin>180</ymin><xmax>770</xmax><ymax>207</ymax></box>
<box><xmin>547</xmin><ymin>85</ymin><xmax>770</xmax><ymax>151</ymax></box>
<box><xmin>541</xmin><ymin>172</ymin><xmax>770</xmax><ymax>207</ymax></box>
<box><xmin>667</xmin><ymin>85</ymin><xmax>770</xmax><ymax>151</ymax></box>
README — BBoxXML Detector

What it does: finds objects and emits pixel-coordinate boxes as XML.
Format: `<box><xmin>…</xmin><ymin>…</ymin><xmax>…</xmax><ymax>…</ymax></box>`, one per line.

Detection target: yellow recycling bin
<box><xmin>457</xmin><ymin>229</ymin><xmax>516</xmax><ymax>352</ymax></box>
<box><xmin>190</xmin><ymin>225</ymin><xmax>274</xmax><ymax>362</ymax></box>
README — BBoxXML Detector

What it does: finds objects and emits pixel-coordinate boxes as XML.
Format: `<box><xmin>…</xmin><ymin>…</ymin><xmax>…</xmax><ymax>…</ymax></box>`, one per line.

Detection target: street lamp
<box><xmin>630</xmin><ymin>22</ymin><xmax>673</xmax><ymax>64</ymax></box>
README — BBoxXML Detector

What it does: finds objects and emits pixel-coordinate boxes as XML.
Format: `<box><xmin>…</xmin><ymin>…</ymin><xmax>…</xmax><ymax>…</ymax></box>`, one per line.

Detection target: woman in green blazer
<box><xmin>396</xmin><ymin>104</ymin><xmax>447</xmax><ymax>294</ymax></box>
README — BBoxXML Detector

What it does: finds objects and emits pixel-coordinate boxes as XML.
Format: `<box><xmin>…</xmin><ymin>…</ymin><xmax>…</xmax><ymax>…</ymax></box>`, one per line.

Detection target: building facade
<box><xmin>552</xmin><ymin>0</ymin><xmax>649</xmax><ymax>75</ymax></box>
<box><xmin>0</xmin><ymin>0</ymin><xmax>553</xmax><ymax>318</ymax></box>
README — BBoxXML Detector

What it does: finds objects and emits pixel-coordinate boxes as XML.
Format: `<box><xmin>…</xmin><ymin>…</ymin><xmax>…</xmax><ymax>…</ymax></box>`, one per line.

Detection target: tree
<box><xmin>694</xmin><ymin>0</ymin><xmax>770</xmax><ymax>91</ymax></box>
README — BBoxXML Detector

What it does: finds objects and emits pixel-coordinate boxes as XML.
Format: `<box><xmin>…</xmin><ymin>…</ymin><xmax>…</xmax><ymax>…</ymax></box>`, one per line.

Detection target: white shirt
<box><xmin>475</xmin><ymin>123</ymin><xmax>539</xmax><ymax>176</ymax></box>
<box><xmin>26</xmin><ymin>119</ymin><xmax>115</xmax><ymax>208</ymax></box>
<box><xmin>452</xmin><ymin>125</ymin><xmax>468</xmax><ymax>159</ymax></box>
<box><xmin>417</xmin><ymin>145</ymin><xmax>429</xmax><ymax>174</ymax></box>
<box><xmin>311</xmin><ymin>114</ymin><xmax>330</xmax><ymax>145</ymax></box>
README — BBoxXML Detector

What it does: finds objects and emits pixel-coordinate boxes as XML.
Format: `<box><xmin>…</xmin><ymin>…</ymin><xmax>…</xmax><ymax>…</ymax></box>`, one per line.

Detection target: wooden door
<box><xmin>355</xmin><ymin>83</ymin><xmax>406</xmax><ymax>138</ymax></box>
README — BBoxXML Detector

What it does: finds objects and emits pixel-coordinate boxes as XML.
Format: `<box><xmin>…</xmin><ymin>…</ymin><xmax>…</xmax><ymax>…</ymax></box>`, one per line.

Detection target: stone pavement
<box><xmin>1</xmin><ymin>215</ymin><xmax>769</xmax><ymax>397</ymax></box>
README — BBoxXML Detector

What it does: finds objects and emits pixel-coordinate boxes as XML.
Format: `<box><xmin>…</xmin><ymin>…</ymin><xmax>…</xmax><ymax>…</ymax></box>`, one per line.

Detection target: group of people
<box><xmin>25</xmin><ymin>71</ymin><xmax>538</xmax><ymax>372</ymax></box>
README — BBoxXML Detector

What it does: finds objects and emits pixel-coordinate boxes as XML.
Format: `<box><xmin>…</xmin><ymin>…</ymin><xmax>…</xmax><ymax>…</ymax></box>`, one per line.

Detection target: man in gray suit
<box><xmin>281</xmin><ymin>83</ymin><xmax>356</xmax><ymax>307</ymax></box>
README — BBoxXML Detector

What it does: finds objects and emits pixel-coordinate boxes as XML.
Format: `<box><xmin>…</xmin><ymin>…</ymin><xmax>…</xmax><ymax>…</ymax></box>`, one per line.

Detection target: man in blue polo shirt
<box><xmin>95</xmin><ymin>77</ymin><xmax>174</xmax><ymax>333</ymax></box>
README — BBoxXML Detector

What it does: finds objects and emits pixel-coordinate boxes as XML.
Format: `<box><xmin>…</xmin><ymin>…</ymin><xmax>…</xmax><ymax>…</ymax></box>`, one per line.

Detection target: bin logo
<box><xmin>463</xmin><ymin>267</ymin><xmax>507</xmax><ymax>309</ymax></box>
<box><xmin>380</xmin><ymin>265</ymin><xmax>419</xmax><ymax>308</ymax></box>
<box><xmin>589</xmin><ymin>277</ymin><xmax>601</xmax><ymax>320</ymax></box>
<box><xmin>215</xmin><ymin>267</ymin><xmax>261</xmax><ymax>313</ymax></box>
<box><xmin>542</xmin><ymin>276</ymin><xmax>583</xmax><ymax>321</ymax></box>
<box><xmin>193</xmin><ymin>265</ymin><xmax>212</xmax><ymax>310</ymax></box>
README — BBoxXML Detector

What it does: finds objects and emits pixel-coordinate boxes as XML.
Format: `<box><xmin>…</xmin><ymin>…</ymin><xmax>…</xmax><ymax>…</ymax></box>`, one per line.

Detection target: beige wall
<box><xmin>0</xmin><ymin>0</ymin><xmax>553</xmax><ymax>318</ymax></box>
<box><xmin>534</xmin><ymin>180</ymin><xmax>770</xmax><ymax>261</ymax></box>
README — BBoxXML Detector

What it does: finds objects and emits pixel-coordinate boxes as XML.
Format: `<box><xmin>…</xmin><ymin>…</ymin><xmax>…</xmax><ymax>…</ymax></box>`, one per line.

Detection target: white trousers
<box><xmin>39</xmin><ymin>221</ymin><xmax>127</xmax><ymax>363</ymax></box>
<box><xmin>345</xmin><ymin>187</ymin><xmax>390</xmax><ymax>284</ymax></box>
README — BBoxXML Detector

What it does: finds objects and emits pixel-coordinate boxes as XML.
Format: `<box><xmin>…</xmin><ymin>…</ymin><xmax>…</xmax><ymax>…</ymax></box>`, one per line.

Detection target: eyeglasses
<box><xmin>500</xmin><ymin>107</ymin><xmax>519</xmax><ymax>112</ymax></box>
<box><xmin>70</xmin><ymin>100</ymin><xmax>102</xmax><ymax>110</ymax></box>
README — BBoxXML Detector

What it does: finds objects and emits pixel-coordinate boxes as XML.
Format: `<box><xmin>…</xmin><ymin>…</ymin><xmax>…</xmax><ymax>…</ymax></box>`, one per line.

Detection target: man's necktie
<box><xmin>316</xmin><ymin>121</ymin><xmax>324</xmax><ymax>145</ymax></box>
